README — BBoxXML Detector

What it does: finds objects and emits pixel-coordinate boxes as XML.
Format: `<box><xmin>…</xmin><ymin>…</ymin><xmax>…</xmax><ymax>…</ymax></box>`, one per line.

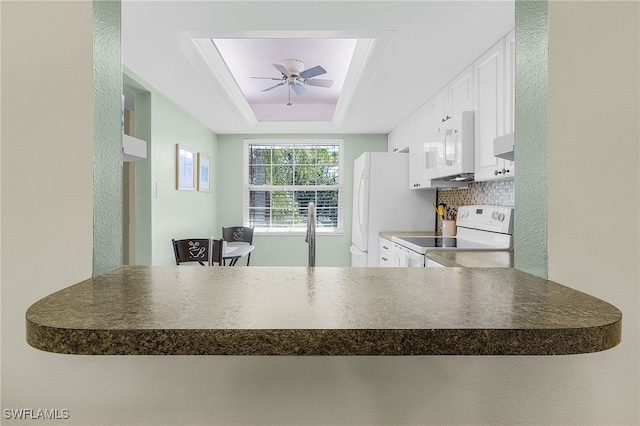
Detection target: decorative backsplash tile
<box><xmin>436</xmin><ymin>179</ymin><xmax>514</xmax><ymax>232</ymax></box>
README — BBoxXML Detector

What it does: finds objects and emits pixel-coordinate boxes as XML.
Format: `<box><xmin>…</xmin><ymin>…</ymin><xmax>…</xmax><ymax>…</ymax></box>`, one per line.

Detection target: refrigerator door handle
<box><xmin>357</xmin><ymin>175</ymin><xmax>369</xmax><ymax>237</ymax></box>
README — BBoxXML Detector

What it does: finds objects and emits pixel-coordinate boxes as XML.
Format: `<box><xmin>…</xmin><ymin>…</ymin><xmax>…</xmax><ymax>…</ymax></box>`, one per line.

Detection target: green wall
<box><xmin>124</xmin><ymin>70</ymin><xmax>218</xmax><ymax>266</ymax></box>
<box><xmin>514</xmin><ymin>0</ymin><xmax>549</xmax><ymax>278</ymax></box>
<box><xmin>216</xmin><ymin>134</ymin><xmax>387</xmax><ymax>266</ymax></box>
<box><xmin>92</xmin><ymin>0</ymin><xmax>122</xmax><ymax>275</ymax></box>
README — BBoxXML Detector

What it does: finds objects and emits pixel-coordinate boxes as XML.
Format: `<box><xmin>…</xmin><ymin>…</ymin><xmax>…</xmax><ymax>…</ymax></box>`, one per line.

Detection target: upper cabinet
<box><xmin>390</xmin><ymin>29</ymin><xmax>515</xmax><ymax>187</ymax></box>
<box><xmin>409</xmin><ymin>67</ymin><xmax>475</xmax><ymax>189</ymax></box>
<box><xmin>473</xmin><ymin>32</ymin><xmax>515</xmax><ymax>181</ymax></box>
<box><xmin>505</xmin><ymin>30</ymin><xmax>515</xmax><ymax>136</ymax></box>
<box><xmin>449</xmin><ymin>66</ymin><xmax>474</xmax><ymax>118</ymax></box>
<box><xmin>426</xmin><ymin>86</ymin><xmax>450</xmax><ymax>136</ymax></box>
<box><xmin>388</xmin><ymin>119</ymin><xmax>410</xmax><ymax>153</ymax></box>
<box><xmin>408</xmin><ymin>104</ymin><xmax>431</xmax><ymax>188</ymax></box>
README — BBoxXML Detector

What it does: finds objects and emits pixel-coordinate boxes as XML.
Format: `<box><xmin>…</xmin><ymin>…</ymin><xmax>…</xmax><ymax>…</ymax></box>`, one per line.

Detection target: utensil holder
<box><xmin>442</xmin><ymin>220</ymin><xmax>457</xmax><ymax>236</ymax></box>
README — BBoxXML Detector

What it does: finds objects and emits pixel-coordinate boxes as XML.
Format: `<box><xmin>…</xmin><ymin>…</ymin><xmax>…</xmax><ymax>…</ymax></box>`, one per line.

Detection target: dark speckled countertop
<box><xmin>26</xmin><ymin>266</ymin><xmax>621</xmax><ymax>356</ymax></box>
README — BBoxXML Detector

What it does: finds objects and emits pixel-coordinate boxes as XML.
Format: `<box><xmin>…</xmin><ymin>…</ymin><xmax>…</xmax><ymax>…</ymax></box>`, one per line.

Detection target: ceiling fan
<box><xmin>251</xmin><ymin>59</ymin><xmax>334</xmax><ymax>106</ymax></box>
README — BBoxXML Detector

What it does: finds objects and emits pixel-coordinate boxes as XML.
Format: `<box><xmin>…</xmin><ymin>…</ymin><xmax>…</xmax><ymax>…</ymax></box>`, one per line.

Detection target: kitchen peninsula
<box><xmin>26</xmin><ymin>266</ymin><xmax>621</xmax><ymax>356</ymax></box>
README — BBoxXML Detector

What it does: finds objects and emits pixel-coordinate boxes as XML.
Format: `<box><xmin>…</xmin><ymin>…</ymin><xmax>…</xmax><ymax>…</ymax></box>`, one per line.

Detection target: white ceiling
<box><xmin>122</xmin><ymin>1</ymin><xmax>515</xmax><ymax>135</ymax></box>
<box><xmin>209</xmin><ymin>37</ymin><xmax>358</xmax><ymax>122</ymax></box>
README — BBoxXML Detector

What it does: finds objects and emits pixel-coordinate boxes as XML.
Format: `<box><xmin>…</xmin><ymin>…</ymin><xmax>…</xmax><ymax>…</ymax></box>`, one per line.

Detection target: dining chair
<box><xmin>172</xmin><ymin>238</ymin><xmax>225</xmax><ymax>266</ymax></box>
<box><xmin>172</xmin><ymin>238</ymin><xmax>212</xmax><ymax>265</ymax></box>
<box><xmin>221</xmin><ymin>226</ymin><xmax>254</xmax><ymax>265</ymax></box>
<box><xmin>210</xmin><ymin>239</ymin><xmax>224</xmax><ymax>266</ymax></box>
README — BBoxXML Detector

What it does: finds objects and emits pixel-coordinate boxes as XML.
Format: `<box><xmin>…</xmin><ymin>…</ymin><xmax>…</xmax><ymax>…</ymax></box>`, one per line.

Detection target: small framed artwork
<box><xmin>176</xmin><ymin>144</ymin><xmax>196</xmax><ymax>190</ymax></box>
<box><xmin>197</xmin><ymin>153</ymin><xmax>211</xmax><ymax>192</ymax></box>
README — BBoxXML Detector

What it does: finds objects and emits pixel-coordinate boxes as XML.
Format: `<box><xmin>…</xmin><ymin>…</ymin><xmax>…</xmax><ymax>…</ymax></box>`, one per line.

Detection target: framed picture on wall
<box><xmin>176</xmin><ymin>144</ymin><xmax>196</xmax><ymax>190</ymax></box>
<box><xmin>197</xmin><ymin>153</ymin><xmax>211</xmax><ymax>192</ymax></box>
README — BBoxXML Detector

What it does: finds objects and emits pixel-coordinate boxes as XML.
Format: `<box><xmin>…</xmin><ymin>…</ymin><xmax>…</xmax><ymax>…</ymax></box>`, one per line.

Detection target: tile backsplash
<box><xmin>436</xmin><ymin>179</ymin><xmax>514</xmax><ymax>232</ymax></box>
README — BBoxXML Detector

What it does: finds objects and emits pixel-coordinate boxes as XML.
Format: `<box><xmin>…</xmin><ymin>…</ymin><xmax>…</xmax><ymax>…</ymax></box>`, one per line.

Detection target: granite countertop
<box><xmin>428</xmin><ymin>251</ymin><xmax>514</xmax><ymax>268</ymax></box>
<box><xmin>26</xmin><ymin>266</ymin><xmax>621</xmax><ymax>356</ymax></box>
<box><xmin>380</xmin><ymin>230</ymin><xmax>437</xmax><ymax>240</ymax></box>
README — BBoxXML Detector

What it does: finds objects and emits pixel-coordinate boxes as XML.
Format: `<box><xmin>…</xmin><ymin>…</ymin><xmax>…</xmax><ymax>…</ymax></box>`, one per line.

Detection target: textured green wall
<box><xmin>514</xmin><ymin>0</ymin><xmax>548</xmax><ymax>278</ymax></box>
<box><xmin>216</xmin><ymin>134</ymin><xmax>387</xmax><ymax>266</ymax></box>
<box><xmin>92</xmin><ymin>0</ymin><xmax>123</xmax><ymax>276</ymax></box>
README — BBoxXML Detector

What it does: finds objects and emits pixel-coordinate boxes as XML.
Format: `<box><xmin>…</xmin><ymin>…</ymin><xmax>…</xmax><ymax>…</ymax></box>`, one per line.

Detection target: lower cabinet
<box><xmin>379</xmin><ymin>238</ymin><xmax>408</xmax><ymax>267</ymax></box>
<box><xmin>379</xmin><ymin>237</ymin><xmax>426</xmax><ymax>267</ymax></box>
<box><xmin>379</xmin><ymin>238</ymin><xmax>393</xmax><ymax>266</ymax></box>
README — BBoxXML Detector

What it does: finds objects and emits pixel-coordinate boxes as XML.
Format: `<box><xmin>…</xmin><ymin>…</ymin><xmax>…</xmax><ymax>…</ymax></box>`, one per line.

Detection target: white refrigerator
<box><xmin>350</xmin><ymin>152</ymin><xmax>437</xmax><ymax>267</ymax></box>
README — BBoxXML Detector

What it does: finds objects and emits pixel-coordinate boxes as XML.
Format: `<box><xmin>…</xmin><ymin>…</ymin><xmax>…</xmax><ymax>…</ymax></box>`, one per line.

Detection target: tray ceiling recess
<box><xmin>190</xmin><ymin>34</ymin><xmax>390</xmax><ymax>131</ymax></box>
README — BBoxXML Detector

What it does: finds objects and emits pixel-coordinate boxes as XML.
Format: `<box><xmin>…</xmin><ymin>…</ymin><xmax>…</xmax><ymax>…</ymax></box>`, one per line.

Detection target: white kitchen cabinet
<box><xmin>473</xmin><ymin>34</ymin><xmax>515</xmax><ymax>181</ymax></box>
<box><xmin>424</xmin><ymin>67</ymin><xmax>473</xmax><ymax>137</ymax></box>
<box><xmin>379</xmin><ymin>237</ymin><xmax>396</xmax><ymax>267</ymax></box>
<box><xmin>426</xmin><ymin>86</ymin><xmax>449</xmax><ymax>136</ymax></box>
<box><xmin>449</xmin><ymin>66</ymin><xmax>474</xmax><ymax>117</ymax></box>
<box><xmin>409</xmin><ymin>67</ymin><xmax>474</xmax><ymax>189</ymax></box>
<box><xmin>388</xmin><ymin>119</ymin><xmax>410</xmax><ymax>153</ymax></box>
<box><xmin>503</xmin><ymin>29</ymin><xmax>516</xmax><ymax>174</ymax></box>
<box><xmin>380</xmin><ymin>237</ymin><xmax>415</xmax><ymax>267</ymax></box>
<box><xmin>408</xmin><ymin>104</ymin><xmax>432</xmax><ymax>188</ymax></box>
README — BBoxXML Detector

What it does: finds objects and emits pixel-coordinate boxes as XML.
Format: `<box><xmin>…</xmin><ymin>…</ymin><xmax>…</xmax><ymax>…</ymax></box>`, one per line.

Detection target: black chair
<box><xmin>210</xmin><ymin>239</ymin><xmax>223</xmax><ymax>266</ymax></box>
<box><xmin>221</xmin><ymin>226</ymin><xmax>254</xmax><ymax>265</ymax></box>
<box><xmin>172</xmin><ymin>238</ymin><xmax>224</xmax><ymax>266</ymax></box>
<box><xmin>172</xmin><ymin>238</ymin><xmax>211</xmax><ymax>265</ymax></box>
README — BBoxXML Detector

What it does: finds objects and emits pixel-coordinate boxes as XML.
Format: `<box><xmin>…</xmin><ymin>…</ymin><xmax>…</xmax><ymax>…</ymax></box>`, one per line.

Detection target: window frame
<box><xmin>243</xmin><ymin>139</ymin><xmax>345</xmax><ymax>235</ymax></box>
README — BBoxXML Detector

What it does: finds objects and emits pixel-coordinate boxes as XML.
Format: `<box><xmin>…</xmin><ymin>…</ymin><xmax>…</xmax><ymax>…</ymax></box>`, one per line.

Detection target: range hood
<box><xmin>422</xmin><ymin>173</ymin><xmax>474</xmax><ymax>189</ymax></box>
<box><xmin>494</xmin><ymin>132</ymin><xmax>514</xmax><ymax>160</ymax></box>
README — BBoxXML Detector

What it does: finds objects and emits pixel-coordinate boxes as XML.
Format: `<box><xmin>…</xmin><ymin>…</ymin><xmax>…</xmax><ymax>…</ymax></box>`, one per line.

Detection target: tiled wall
<box><xmin>436</xmin><ymin>179</ymin><xmax>514</xmax><ymax>232</ymax></box>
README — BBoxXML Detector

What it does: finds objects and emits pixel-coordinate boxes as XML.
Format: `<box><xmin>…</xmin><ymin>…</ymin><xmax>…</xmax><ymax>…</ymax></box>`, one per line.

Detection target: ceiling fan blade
<box><xmin>305</xmin><ymin>78</ymin><xmax>334</xmax><ymax>88</ymax></box>
<box><xmin>290</xmin><ymin>83</ymin><xmax>307</xmax><ymax>96</ymax></box>
<box><xmin>272</xmin><ymin>63</ymin><xmax>291</xmax><ymax>76</ymax></box>
<box><xmin>262</xmin><ymin>82</ymin><xmax>286</xmax><ymax>92</ymax></box>
<box><xmin>299</xmin><ymin>65</ymin><xmax>326</xmax><ymax>79</ymax></box>
<box><xmin>251</xmin><ymin>76</ymin><xmax>283</xmax><ymax>81</ymax></box>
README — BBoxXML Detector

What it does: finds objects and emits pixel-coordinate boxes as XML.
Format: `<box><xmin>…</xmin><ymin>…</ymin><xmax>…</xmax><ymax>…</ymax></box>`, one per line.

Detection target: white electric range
<box><xmin>391</xmin><ymin>205</ymin><xmax>514</xmax><ymax>267</ymax></box>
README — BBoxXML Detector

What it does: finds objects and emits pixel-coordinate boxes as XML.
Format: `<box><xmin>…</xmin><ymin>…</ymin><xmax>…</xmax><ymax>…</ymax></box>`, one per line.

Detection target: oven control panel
<box><xmin>457</xmin><ymin>205</ymin><xmax>513</xmax><ymax>234</ymax></box>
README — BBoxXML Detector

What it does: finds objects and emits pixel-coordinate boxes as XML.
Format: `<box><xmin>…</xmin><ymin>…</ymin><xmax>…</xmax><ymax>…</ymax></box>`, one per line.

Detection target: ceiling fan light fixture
<box><xmin>251</xmin><ymin>58</ymin><xmax>333</xmax><ymax>106</ymax></box>
<box><xmin>279</xmin><ymin>59</ymin><xmax>305</xmax><ymax>76</ymax></box>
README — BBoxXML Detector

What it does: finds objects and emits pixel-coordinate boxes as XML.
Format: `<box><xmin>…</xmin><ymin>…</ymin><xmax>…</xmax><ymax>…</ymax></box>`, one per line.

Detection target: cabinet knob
<box><xmin>441</xmin><ymin>115</ymin><xmax>452</xmax><ymax>123</ymax></box>
<box><xmin>494</xmin><ymin>169</ymin><xmax>501</xmax><ymax>176</ymax></box>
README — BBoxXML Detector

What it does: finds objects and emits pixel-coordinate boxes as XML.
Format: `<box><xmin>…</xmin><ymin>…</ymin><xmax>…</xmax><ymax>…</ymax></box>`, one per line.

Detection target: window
<box><xmin>243</xmin><ymin>139</ymin><xmax>344</xmax><ymax>234</ymax></box>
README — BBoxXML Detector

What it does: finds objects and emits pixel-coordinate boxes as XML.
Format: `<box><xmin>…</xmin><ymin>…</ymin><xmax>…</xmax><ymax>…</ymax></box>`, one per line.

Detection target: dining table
<box><xmin>222</xmin><ymin>244</ymin><xmax>255</xmax><ymax>266</ymax></box>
